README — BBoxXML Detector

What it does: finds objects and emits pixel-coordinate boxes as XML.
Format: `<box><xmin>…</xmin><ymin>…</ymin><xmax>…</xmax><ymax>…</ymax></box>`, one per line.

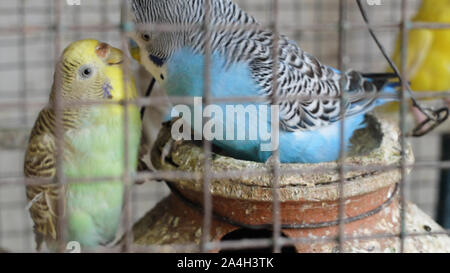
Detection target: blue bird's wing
<box><xmin>243</xmin><ymin>31</ymin><xmax>400</xmax><ymax>132</ymax></box>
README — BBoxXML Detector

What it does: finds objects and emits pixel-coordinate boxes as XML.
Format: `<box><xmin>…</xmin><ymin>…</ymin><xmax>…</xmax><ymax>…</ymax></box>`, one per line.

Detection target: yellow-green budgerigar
<box><xmin>24</xmin><ymin>39</ymin><xmax>141</xmax><ymax>251</ymax></box>
<box><xmin>383</xmin><ymin>0</ymin><xmax>450</xmax><ymax>119</ymax></box>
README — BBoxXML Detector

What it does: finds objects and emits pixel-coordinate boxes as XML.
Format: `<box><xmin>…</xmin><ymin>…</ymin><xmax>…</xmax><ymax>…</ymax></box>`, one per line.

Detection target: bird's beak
<box><xmin>129</xmin><ymin>39</ymin><xmax>141</xmax><ymax>63</ymax></box>
<box><xmin>105</xmin><ymin>47</ymin><xmax>123</xmax><ymax>66</ymax></box>
<box><xmin>96</xmin><ymin>42</ymin><xmax>123</xmax><ymax>66</ymax></box>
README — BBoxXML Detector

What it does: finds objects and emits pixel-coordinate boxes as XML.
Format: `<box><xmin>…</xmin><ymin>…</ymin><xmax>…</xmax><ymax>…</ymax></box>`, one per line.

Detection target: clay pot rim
<box><xmin>153</xmin><ymin>116</ymin><xmax>414</xmax><ymax>202</ymax></box>
<box><xmin>171</xmin><ymin>168</ymin><xmax>403</xmax><ymax>202</ymax></box>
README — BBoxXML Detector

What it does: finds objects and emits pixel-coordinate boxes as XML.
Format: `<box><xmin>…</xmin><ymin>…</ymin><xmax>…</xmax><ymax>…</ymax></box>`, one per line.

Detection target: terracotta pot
<box><xmin>131</xmin><ymin>116</ymin><xmax>450</xmax><ymax>252</ymax></box>
<box><xmin>168</xmin><ymin>181</ymin><xmax>399</xmax><ymax>253</ymax></box>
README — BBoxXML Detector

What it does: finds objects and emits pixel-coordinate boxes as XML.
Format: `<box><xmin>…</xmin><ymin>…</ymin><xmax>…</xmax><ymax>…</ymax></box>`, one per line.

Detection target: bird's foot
<box><xmin>161</xmin><ymin>138</ymin><xmax>174</xmax><ymax>166</ymax></box>
<box><xmin>135</xmin><ymin>137</ymin><xmax>152</xmax><ymax>185</ymax></box>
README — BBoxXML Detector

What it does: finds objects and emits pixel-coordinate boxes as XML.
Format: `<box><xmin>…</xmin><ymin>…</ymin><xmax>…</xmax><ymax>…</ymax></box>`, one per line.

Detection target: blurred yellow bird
<box><xmin>383</xmin><ymin>0</ymin><xmax>450</xmax><ymax>120</ymax></box>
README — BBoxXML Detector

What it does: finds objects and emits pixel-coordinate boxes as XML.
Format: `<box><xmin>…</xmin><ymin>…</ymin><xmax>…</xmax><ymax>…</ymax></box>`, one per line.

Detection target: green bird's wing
<box><xmin>24</xmin><ymin>108</ymin><xmax>62</xmax><ymax>251</ymax></box>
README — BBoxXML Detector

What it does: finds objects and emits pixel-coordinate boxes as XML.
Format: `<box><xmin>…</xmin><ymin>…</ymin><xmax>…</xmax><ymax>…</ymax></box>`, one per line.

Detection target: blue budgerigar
<box><xmin>129</xmin><ymin>0</ymin><xmax>398</xmax><ymax>163</ymax></box>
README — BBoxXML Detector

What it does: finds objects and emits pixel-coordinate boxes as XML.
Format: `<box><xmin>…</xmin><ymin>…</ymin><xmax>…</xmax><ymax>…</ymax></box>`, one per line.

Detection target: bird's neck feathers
<box><xmin>45</xmin><ymin>93</ymin><xmax>117</xmax><ymax>133</ymax></box>
<box><xmin>103</xmin><ymin>64</ymin><xmax>138</xmax><ymax>101</ymax></box>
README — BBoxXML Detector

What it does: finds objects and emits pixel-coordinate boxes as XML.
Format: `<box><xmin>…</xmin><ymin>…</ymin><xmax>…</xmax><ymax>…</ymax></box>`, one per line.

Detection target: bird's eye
<box><xmin>141</xmin><ymin>33</ymin><xmax>151</xmax><ymax>42</ymax></box>
<box><xmin>79</xmin><ymin>65</ymin><xmax>94</xmax><ymax>79</ymax></box>
<box><xmin>83</xmin><ymin>68</ymin><xmax>92</xmax><ymax>76</ymax></box>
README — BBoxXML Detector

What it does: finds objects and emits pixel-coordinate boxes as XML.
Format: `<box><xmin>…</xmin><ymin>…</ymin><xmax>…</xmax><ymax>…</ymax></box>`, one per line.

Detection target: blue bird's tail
<box><xmin>360</xmin><ymin>72</ymin><xmax>401</xmax><ymax>107</ymax></box>
<box><xmin>374</xmin><ymin>81</ymin><xmax>401</xmax><ymax>107</ymax></box>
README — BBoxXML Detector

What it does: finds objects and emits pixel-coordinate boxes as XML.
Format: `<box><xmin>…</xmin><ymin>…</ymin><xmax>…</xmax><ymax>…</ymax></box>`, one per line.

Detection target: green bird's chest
<box><xmin>59</xmin><ymin>106</ymin><xmax>141</xmax><ymax>247</ymax></box>
<box><xmin>63</xmin><ymin>106</ymin><xmax>141</xmax><ymax>180</ymax></box>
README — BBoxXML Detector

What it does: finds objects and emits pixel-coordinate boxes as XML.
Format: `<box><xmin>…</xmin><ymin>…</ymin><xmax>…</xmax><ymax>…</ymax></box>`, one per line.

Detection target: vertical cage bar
<box><xmin>46</xmin><ymin>2</ymin><xmax>55</xmax><ymax>105</ymax></box>
<box><xmin>292</xmin><ymin>0</ymin><xmax>302</xmax><ymax>42</ymax></box>
<box><xmin>101</xmin><ymin>0</ymin><xmax>109</xmax><ymax>41</ymax></box>
<box><xmin>337</xmin><ymin>0</ymin><xmax>349</xmax><ymax>253</ymax></box>
<box><xmin>0</xmin><ymin>188</ymin><xmax>2</xmax><ymax>248</ymax></box>
<box><xmin>53</xmin><ymin>0</ymin><xmax>67</xmax><ymax>253</ymax></box>
<box><xmin>271</xmin><ymin>0</ymin><xmax>281</xmax><ymax>254</ymax></box>
<box><xmin>120</xmin><ymin>0</ymin><xmax>133</xmax><ymax>253</ymax></box>
<box><xmin>200</xmin><ymin>0</ymin><xmax>213</xmax><ymax>253</ymax></box>
<box><xmin>399</xmin><ymin>0</ymin><xmax>409</xmax><ymax>253</ymax></box>
<box><xmin>72</xmin><ymin>3</ymin><xmax>81</xmax><ymax>40</ymax></box>
<box><xmin>362</xmin><ymin>2</ymin><xmax>372</xmax><ymax>72</ymax></box>
<box><xmin>313</xmin><ymin>0</ymin><xmax>324</xmax><ymax>59</ymax></box>
<box><xmin>19</xmin><ymin>0</ymin><xmax>27</xmax><ymax>126</ymax></box>
<box><xmin>19</xmin><ymin>0</ymin><xmax>31</xmax><ymax>251</ymax></box>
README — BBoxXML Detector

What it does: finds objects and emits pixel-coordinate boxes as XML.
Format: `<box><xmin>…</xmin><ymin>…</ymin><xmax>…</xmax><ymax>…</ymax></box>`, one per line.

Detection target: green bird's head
<box><xmin>50</xmin><ymin>39</ymin><xmax>136</xmax><ymax>106</ymax></box>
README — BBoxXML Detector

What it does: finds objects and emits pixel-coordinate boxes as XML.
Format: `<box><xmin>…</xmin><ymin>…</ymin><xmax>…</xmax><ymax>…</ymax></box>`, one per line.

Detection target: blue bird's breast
<box><xmin>164</xmin><ymin>47</ymin><xmax>259</xmax><ymax>98</ymax></box>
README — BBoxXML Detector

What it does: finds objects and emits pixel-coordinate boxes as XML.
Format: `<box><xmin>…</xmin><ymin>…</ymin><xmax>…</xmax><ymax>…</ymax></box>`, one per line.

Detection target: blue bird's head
<box><xmin>128</xmin><ymin>0</ymin><xmax>201</xmax><ymax>84</ymax></box>
<box><xmin>128</xmin><ymin>33</ymin><xmax>169</xmax><ymax>84</ymax></box>
<box><xmin>129</xmin><ymin>37</ymin><xmax>167</xmax><ymax>68</ymax></box>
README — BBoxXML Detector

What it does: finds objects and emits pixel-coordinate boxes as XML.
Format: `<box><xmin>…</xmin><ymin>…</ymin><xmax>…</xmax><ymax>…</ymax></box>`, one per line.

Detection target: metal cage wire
<box><xmin>0</xmin><ymin>0</ymin><xmax>449</xmax><ymax>252</ymax></box>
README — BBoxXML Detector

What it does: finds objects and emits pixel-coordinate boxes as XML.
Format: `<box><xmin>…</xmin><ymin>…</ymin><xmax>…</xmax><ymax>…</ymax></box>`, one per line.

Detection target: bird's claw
<box><xmin>135</xmin><ymin>139</ymin><xmax>152</xmax><ymax>185</ymax></box>
<box><xmin>161</xmin><ymin>138</ymin><xmax>174</xmax><ymax>166</ymax></box>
